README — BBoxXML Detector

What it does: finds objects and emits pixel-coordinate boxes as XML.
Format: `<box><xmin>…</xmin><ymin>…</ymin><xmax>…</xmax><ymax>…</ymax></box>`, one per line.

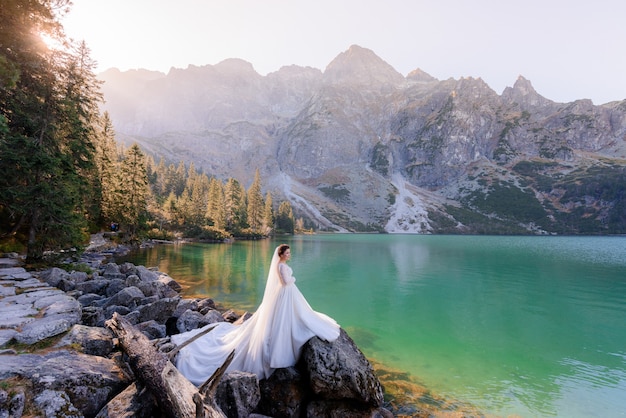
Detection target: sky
<box><xmin>60</xmin><ymin>0</ymin><xmax>626</xmax><ymax>105</ymax></box>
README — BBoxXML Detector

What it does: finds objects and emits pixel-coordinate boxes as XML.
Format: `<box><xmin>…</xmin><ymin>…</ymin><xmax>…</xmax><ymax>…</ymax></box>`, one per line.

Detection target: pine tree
<box><xmin>263</xmin><ymin>192</ymin><xmax>274</xmax><ymax>233</ymax></box>
<box><xmin>276</xmin><ymin>201</ymin><xmax>295</xmax><ymax>234</ymax></box>
<box><xmin>206</xmin><ymin>178</ymin><xmax>226</xmax><ymax>229</ymax></box>
<box><xmin>224</xmin><ymin>178</ymin><xmax>246</xmax><ymax>232</ymax></box>
<box><xmin>247</xmin><ymin>169</ymin><xmax>265</xmax><ymax>232</ymax></box>
<box><xmin>95</xmin><ymin>112</ymin><xmax>121</xmax><ymax>224</ymax></box>
<box><xmin>0</xmin><ymin>0</ymin><xmax>103</xmax><ymax>260</ymax></box>
<box><xmin>118</xmin><ymin>144</ymin><xmax>149</xmax><ymax>236</ymax></box>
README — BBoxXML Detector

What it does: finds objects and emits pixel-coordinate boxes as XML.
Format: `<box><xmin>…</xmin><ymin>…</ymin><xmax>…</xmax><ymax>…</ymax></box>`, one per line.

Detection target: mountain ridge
<box><xmin>99</xmin><ymin>45</ymin><xmax>626</xmax><ymax>234</ymax></box>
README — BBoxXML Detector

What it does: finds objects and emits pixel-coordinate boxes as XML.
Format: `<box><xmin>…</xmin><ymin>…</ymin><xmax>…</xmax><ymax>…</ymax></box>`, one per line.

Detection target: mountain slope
<box><xmin>99</xmin><ymin>45</ymin><xmax>626</xmax><ymax>234</ymax></box>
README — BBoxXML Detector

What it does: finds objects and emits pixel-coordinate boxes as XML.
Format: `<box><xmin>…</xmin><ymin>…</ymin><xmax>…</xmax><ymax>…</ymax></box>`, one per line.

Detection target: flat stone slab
<box><xmin>0</xmin><ymin>266</ymin><xmax>26</xmax><ymax>276</ymax></box>
<box><xmin>0</xmin><ymin>329</ymin><xmax>18</xmax><ymax>347</ymax></box>
<box><xmin>0</xmin><ymin>285</ymin><xmax>16</xmax><ymax>297</ymax></box>
<box><xmin>0</xmin><ymin>272</ymin><xmax>82</xmax><ymax>346</ymax></box>
<box><xmin>3</xmin><ymin>288</ymin><xmax>64</xmax><ymax>305</ymax></box>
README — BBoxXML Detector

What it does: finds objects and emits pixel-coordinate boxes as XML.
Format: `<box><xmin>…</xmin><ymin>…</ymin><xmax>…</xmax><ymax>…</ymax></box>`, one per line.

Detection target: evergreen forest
<box><xmin>0</xmin><ymin>0</ymin><xmax>296</xmax><ymax>263</ymax></box>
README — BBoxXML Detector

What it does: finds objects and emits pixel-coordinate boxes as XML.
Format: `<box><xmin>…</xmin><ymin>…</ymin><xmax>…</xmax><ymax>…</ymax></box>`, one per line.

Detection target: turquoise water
<box><xmin>117</xmin><ymin>235</ymin><xmax>626</xmax><ymax>417</ymax></box>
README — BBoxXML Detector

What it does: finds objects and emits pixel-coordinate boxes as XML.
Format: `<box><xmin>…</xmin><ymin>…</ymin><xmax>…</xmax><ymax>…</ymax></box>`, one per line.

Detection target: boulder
<box><xmin>33</xmin><ymin>390</ymin><xmax>82</xmax><ymax>418</ymax></box>
<box><xmin>135</xmin><ymin>266</ymin><xmax>158</xmax><ymax>282</ymax></box>
<box><xmin>55</xmin><ymin>324</ymin><xmax>115</xmax><ymax>357</ymax></box>
<box><xmin>135</xmin><ymin>320</ymin><xmax>166</xmax><ymax>340</ymax></box>
<box><xmin>75</xmin><ymin>279</ymin><xmax>109</xmax><ymax>295</ymax></box>
<box><xmin>216</xmin><ymin>371</ymin><xmax>261</xmax><ymax>418</ymax></box>
<box><xmin>40</xmin><ymin>267</ymin><xmax>70</xmax><ymax>288</ymax></box>
<box><xmin>302</xmin><ymin>329</ymin><xmax>384</xmax><ymax>407</ymax></box>
<box><xmin>104</xmin><ymin>286</ymin><xmax>144</xmax><ymax>309</ymax></box>
<box><xmin>0</xmin><ymin>350</ymin><xmax>131</xmax><ymax>417</ymax></box>
<box><xmin>135</xmin><ymin>297</ymin><xmax>180</xmax><ymax>324</ymax></box>
<box><xmin>257</xmin><ymin>367</ymin><xmax>307</xmax><ymax>418</ymax></box>
<box><xmin>176</xmin><ymin>309</ymin><xmax>206</xmax><ymax>333</ymax></box>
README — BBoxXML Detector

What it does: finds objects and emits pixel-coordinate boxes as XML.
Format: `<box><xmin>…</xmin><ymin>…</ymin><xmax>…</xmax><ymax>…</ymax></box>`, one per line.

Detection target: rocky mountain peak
<box><xmin>406</xmin><ymin>68</ymin><xmax>437</xmax><ymax>83</ymax></box>
<box><xmin>323</xmin><ymin>44</ymin><xmax>405</xmax><ymax>87</ymax></box>
<box><xmin>501</xmin><ymin>75</ymin><xmax>552</xmax><ymax>107</ymax></box>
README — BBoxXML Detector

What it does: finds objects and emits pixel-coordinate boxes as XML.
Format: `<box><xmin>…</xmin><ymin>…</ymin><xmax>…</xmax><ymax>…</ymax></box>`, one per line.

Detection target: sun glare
<box><xmin>38</xmin><ymin>31</ymin><xmax>65</xmax><ymax>52</ymax></box>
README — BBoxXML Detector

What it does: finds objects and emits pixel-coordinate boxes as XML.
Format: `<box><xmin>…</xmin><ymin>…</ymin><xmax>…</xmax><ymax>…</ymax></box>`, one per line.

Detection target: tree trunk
<box><xmin>105</xmin><ymin>313</ymin><xmax>227</xmax><ymax>418</ymax></box>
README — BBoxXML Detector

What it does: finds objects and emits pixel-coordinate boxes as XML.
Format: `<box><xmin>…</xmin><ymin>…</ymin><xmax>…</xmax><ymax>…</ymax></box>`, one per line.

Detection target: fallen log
<box><xmin>106</xmin><ymin>312</ymin><xmax>231</xmax><ymax>418</ymax></box>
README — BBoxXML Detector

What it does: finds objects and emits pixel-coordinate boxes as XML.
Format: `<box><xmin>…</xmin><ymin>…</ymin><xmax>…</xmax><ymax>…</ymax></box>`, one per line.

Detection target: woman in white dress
<box><xmin>171</xmin><ymin>244</ymin><xmax>340</xmax><ymax>385</ymax></box>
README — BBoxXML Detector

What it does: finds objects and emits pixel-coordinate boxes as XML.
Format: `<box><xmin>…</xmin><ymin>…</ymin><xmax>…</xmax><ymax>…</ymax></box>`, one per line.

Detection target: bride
<box><xmin>171</xmin><ymin>244</ymin><xmax>341</xmax><ymax>385</ymax></box>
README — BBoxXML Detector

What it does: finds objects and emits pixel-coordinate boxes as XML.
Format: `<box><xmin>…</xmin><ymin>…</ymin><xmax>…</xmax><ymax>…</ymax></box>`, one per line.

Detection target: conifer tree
<box><xmin>95</xmin><ymin>112</ymin><xmax>120</xmax><ymax>224</ymax></box>
<box><xmin>246</xmin><ymin>169</ymin><xmax>265</xmax><ymax>232</ymax></box>
<box><xmin>263</xmin><ymin>192</ymin><xmax>274</xmax><ymax>233</ymax></box>
<box><xmin>0</xmin><ymin>0</ymin><xmax>103</xmax><ymax>260</ymax></box>
<box><xmin>206</xmin><ymin>178</ymin><xmax>226</xmax><ymax>229</ymax></box>
<box><xmin>224</xmin><ymin>178</ymin><xmax>247</xmax><ymax>231</ymax></box>
<box><xmin>188</xmin><ymin>175</ymin><xmax>208</xmax><ymax>225</ymax></box>
<box><xmin>276</xmin><ymin>201</ymin><xmax>295</xmax><ymax>233</ymax></box>
<box><xmin>118</xmin><ymin>144</ymin><xmax>149</xmax><ymax>236</ymax></box>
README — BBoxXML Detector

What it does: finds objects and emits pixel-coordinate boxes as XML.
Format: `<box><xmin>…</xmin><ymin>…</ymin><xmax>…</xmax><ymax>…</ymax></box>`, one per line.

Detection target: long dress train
<box><xmin>171</xmin><ymin>246</ymin><xmax>340</xmax><ymax>385</ymax></box>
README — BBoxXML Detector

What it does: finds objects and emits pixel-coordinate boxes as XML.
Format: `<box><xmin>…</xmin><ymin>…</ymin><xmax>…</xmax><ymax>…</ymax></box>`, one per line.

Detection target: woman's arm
<box><xmin>278</xmin><ymin>263</ymin><xmax>295</xmax><ymax>285</ymax></box>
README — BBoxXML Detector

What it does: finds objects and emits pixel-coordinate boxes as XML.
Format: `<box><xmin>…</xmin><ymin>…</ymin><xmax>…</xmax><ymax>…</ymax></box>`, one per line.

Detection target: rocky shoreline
<box><xmin>0</xmin><ymin>237</ymin><xmax>483</xmax><ymax>417</ymax></box>
<box><xmin>0</xmin><ymin>237</ymin><xmax>397</xmax><ymax>418</ymax></box>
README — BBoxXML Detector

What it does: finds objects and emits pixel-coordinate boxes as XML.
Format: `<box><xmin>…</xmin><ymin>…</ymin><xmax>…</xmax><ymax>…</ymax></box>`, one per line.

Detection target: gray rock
<box><xmin>135</xmin><ymin>297</ymin><xmax>179</xmax><ymax>324</ymax></box>
<box><xmin>135</xmin><ymin>320</ymin><xmax>166</xmax><ymax>339</ymax></box>
<box><xmin>197</xmin><ymin>298</ymin><xmax>216</xmax><ymax>314</ymax></box>
<box><xmin>105</xmin><ymin>279</ymin><xmax>127</xmax><ymax>297</ymax></box>
<box><xmin>0</xmin><ymin>329</ymin><xmax>17</xmax><ymax>348</ymax></box>
<box><xmin>0</xmin><ymin>302</ymin><xmax>37</xmax><ymax>328</ymax></box>
<box><xmin>34</xmin><ymin>390</ymin><xmax>82</xmax><ymax>418</ymax></box>
<box><xmin>257</xmin><ymin>367</ymin><xmax>306</xmax><ymax>418</ymax></box>
<box><xmin>0</xmin><ymin>267</ymin><xmax>27</xmax><ymax>277</ymax></box>
<box><xmin>176</xmin><ymin>309</ymin><xmax>206</xmax><ymax>332</ymax></box>
<box><xmin>215</xmin><ymin>371</ymin><xmax>260</xmax><ymax>418</ymax></box>
<box><xmin>69</xmin><ymin>271</ymin><xmax>88</xmax><ymax>284</ymax></box>
<box><xmin>135</xmin><ymin>266</ymin><xmax>158</xmax><ymax>282</ymax></box>
<box><xmin>40</xmin><ymin>267</ymin><xmax>70</xmax><ymax>288</ymax></box>
<box><xmin>8</xmin><ymin>391</ymin><xmax>25</xmax><ymax>418</ymax></box>
<box><xmin>104</xmin><ymin>305</ymin><xmax>131</xmax><ymax>319</ymax></box>
<box><xmin>102</xmin><ymin>263</ymin><xmax>122</xmax><ymax>279</ymax></box>
<box><xmin>34</xmin><ymin>293</ymin><xmax>81</xmax><ymax>313</ymax></box>
<box><xmin>204</xmin><ymin>309</ymin><xmax>226</xmax><ymax>324</ymax></box>
<box><xmin>138</xmin><ymin>280</ymin><xmax>178</xmax><ymax>299</ymax></box>
<box><xmin>0</xmin><ymin>286</ymin><xmax>15</xmax><ymax>297</ymax></box>
<box><xmin>0</xmin><ymin>350</ymin><xmax>130</xmax><ymax>416</ymax></box>
<box><xmin>124</xmin><ymin>274</ymin><xmax>141</xmax><ymax>288</ymax></box>
<box><xmin>15</xmin><ymin>313</ymin><xmax>80</xmax><ymax>345</ymax></box>
<box><xmin>75</xmin><ymin>279</ymin><xmax>109</xmax><ymax>295</ymax></box>
<box><xmin>118</xmin><ymin>263</ymin><xmax>138</xmax><ymax>276</ymax></box>
<box><xmin>3</xmin><ymin>288</ymin><xmax>63</xmax><ymax>305</ymax></box>
<box><xmin>105</xmin><ymin>286</ymin><xmax>144</xmax><ymax>308</ymax></box>
<box><xmin>55</xmin><ymin>325</ymin><xmax>114</xmax><ymax>357</ymax></box>
<box><xmin>158</xmin><ymin>273</ymin><xmax>182</xmax><ymax>292</ymax></box>
<box><xmin>302</xmin><ymin>329</ymin><xmax>384</xmax><ymax>407</ymax></box>
<box><xmin>77</xmin><ymin>293</ymin><xmax>104</xmax><ymax>306</ymax></box>
<box><xmin>81</xmin><ymin>306</ymin><xmax>104</xmax><ymax>327</ymax></box>
<box><xmin>173</xmin><ymin>299</ymin><xmax>198</xmax><ymax>318</ymax></box>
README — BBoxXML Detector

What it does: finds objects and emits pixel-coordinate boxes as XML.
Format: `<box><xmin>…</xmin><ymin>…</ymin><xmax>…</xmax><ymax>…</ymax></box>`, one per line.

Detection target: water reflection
<box><xmin>117</xmin><ymin>235</ymin><xmax>626</xmax><ymax>418</ymax></box>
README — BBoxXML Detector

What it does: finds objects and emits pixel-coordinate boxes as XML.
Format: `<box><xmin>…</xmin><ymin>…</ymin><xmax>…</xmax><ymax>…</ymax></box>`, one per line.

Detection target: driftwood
<box><xmin>106</xmin><ymin>313</ymin><xmax>233</xmax><ymax>418</ymax></box>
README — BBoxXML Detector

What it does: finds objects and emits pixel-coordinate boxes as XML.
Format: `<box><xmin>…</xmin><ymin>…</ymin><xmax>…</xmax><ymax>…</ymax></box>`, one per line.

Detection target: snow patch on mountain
<box><xmin>385</xmin><ymin>174</ymin><xmax>432</xmax><ymax>233</ymax></box>
<box><xmin>278</xmin><ymin>172</ymin><xmax>349</xmax><ymax>232</ymax></box>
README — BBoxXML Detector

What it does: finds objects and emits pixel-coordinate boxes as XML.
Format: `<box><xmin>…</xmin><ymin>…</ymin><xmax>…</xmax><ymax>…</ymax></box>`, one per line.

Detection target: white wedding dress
<box><xmin>171</xmin><ymin>246</ymin><xmax>340</xmax><ymax>385</ymax></box>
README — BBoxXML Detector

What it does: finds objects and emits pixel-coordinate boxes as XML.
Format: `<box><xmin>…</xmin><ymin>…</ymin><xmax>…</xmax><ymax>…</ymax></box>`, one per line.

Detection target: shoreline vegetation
<box><xmin>101</xmin><ymin>233</ymin><xmax>485</xmax><ymax>417</ymax></box>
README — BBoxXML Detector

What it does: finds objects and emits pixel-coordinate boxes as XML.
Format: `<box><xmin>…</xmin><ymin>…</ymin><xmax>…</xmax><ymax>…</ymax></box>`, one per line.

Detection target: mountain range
<box><xmin>99</xmin><ymin>45</ymin><xmax>626</xmax><ymax>234</ymax></box>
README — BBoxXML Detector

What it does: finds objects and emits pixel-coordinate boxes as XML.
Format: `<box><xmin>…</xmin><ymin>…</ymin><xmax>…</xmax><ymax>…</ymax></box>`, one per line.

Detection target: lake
<box><xmin>116</xmin><ymin>234</ymin><xmax>626</xmax><ymax>417</ymax></box>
